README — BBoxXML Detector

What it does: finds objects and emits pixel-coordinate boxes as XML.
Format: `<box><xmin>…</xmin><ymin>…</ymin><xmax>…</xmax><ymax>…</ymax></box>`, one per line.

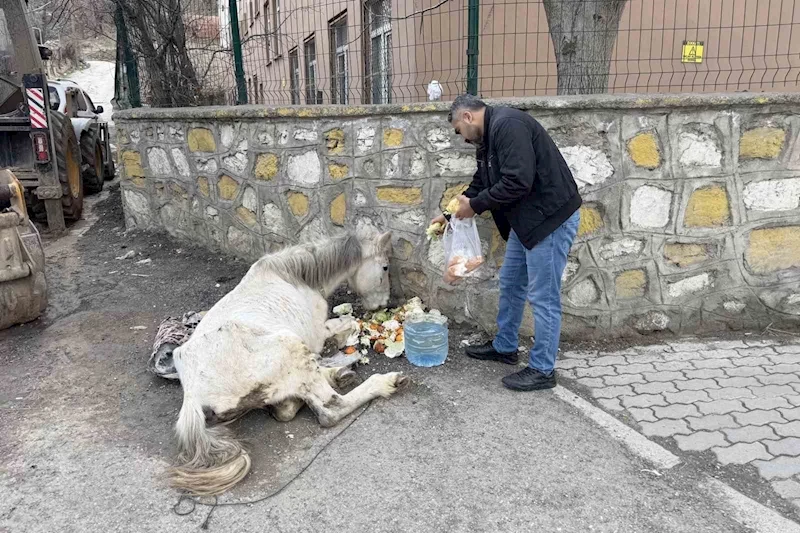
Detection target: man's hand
<box><xmin>430</xmin><ymin>214</ymin><xmax>446</xmax><ymax>226</ymax></box>
<box><xmin>426</xmin><ymin>214</ymin><xmax>447</xmax><ymax>241</ymax></box>
<box><xmin>454</xmin><ymin>195</ymin><xmax>475</xmax><ymax>219</ymax></box>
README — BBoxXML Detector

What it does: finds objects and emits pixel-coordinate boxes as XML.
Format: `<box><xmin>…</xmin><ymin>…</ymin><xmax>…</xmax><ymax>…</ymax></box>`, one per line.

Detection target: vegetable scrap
<box><xmin>334</xmin><ymin>297</ymin><xmax>435</xmax><ymax>361</ymax></box>
<box><xmin>332</xmin><ymin>303</ymin><xmax>353</xmax><ymax>316</ymax></box>
<box><xmin>425</xmin><ymin>197</ymin><xmax>460</xmax><ymax>241</ymax></box>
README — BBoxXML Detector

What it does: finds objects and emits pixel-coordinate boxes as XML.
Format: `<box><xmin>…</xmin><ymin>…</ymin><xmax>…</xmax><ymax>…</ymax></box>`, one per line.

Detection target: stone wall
<box><xmin>114</xmin><ymin>93</ymin><xmax>800</xmax><ymax>338</ymax></box>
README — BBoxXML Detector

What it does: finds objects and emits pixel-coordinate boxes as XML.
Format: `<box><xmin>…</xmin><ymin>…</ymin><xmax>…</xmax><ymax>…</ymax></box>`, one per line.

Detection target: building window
<box><xmin>272</xmin><ymin>0</ymin><xmax>281</xmax><ymax>55</ymax></box>
<box><xmin>364</xmin><ymin>0</ymin><xmax>391</xmax><ymax>104</ymax></box>
<box><xmin>289</xmin><ymin>47</ymin><xmax>300</xmax><ymax>105</ymax></box>
<box><xmin>249</xmin><ymin>1</ymin><xmax>254</xmax><ymax>26</ymax></box>
<box><xmin>264</xmin><ymin>1</ymin><xmax>271</xmax><ymax>59</ymax></box>
<box><xmin>304</xmin><ymin>36</ymin><xmax>322</xmax><ymax>104</ymax></box>
<box><xmin>329</xmin><ymin>13</ymin><xmax>348</xmax><ymax>104</ymax></box>
<box><xmin>260</xmin><ymin>82</ymin><xmax>265</xmax><ymax>104</ymax></box>
<box><xmin>253</xmin><ymin>74</ymin><xmax>259</xmax><ymax>103</ymax></box>
<box><xmin>240</xmin><ymin>0</ymin><xmax>248</xmax><ymax>34</ymax></box>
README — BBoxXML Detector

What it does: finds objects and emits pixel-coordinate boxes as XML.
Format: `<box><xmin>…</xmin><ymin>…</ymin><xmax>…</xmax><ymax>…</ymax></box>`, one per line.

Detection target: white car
<box><xmin>47</xmin><ymin>79</ymin><xmax>114</xmax><ymax>194</ymax></box>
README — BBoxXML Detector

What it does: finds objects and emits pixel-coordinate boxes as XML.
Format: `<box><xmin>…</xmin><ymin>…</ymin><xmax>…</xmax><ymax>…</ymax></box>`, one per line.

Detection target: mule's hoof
<box><xmin>395</xmin><ymin>374</ymin><xmax>411</xmax><ymax>390</ymax></box>
<box><xmin>336</xmin><ymin>367</ymin><xmax>359</xmax><ymax>390</ymax></box>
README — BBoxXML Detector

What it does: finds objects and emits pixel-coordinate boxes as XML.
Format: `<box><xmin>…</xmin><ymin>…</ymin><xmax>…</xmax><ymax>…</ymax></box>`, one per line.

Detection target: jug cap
<box><xmin>405</xmin><ymin>310</ymin><xmax>448</xmax><ymax>325</ymax></box>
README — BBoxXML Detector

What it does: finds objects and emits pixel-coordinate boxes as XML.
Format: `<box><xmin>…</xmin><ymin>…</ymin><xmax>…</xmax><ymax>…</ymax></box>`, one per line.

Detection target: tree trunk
<box><xmin>543</xmin><ymin>0</ymin><xmax>628</xmax><ymax>95</ymax></box>
<box><xmin>114</xmin><ymin>0</ymin><xmax>200</xmax><ymax>107</ymax></box>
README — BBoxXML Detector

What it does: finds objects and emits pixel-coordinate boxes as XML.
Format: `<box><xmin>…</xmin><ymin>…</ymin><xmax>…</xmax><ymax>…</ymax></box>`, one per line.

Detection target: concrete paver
<box><xmin>687</xmin><ymin>414</ymin><xmax>738</xmax><ymax>431</ymax></box>
<box><xmin>766</xmin><ymin>438</ymin><xmax>800</xmax><ymax>457</ymax></box>
<box><xmin>675</xmin><ymin>431</ymin><xmax>728</xmax><ymax>451</ymax></box>
<box><xmin>713</xmin><ymin>442</ymin><xmax>772</xmax><ymax>465</ymax></box>
<box><xmin>561</xmin><ymin>337</ymin><xmax>800</xmax><ymax>519</ymax></box>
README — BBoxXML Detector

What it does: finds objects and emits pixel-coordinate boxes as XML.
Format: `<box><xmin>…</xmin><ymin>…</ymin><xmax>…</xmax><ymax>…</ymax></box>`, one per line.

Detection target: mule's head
<box><xmin>350</xmin><ymin>230</ymin><xmax>392</xmax><ymax>311</ymax></box>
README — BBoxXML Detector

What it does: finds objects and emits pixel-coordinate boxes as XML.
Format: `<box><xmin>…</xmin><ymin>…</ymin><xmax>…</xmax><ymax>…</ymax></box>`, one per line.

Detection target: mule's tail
<box><xmin>168</xmin><ymin>396</ymin><xmax>252</xmax><ymax>496</ymax></box>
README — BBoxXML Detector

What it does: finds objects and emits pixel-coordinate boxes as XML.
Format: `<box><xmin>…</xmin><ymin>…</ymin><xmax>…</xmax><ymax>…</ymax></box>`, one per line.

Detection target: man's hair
<box><xmin>448</xmin><ymin>94</ymin><xmax>486</xmax><ymax>122</ymax></box>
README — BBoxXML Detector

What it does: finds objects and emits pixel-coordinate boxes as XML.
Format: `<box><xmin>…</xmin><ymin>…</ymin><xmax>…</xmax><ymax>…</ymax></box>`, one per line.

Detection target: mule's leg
<box><xmin>301</xmin><ymin>371</ymin><xmax>409</xmax><ymax>428</ymax></box>
<box><xmin>268</xmin><ymin>398</ymin><xmax>305</xmax><ymax>422</ymax></box>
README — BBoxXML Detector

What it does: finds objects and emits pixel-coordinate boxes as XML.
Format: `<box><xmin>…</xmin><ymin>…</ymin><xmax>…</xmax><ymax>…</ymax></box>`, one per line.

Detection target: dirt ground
<box><xmin>0</xmin><ymin>184</ymin><xmax>790</xmax><ymax>532</ymax></box>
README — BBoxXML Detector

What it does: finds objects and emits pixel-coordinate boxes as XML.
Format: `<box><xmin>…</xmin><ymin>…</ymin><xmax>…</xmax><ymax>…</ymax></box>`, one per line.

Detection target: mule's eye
<box><xmin>383</xmin><ymin>266</ymin><xmax>389</xmax><ymax>271</ymax></box>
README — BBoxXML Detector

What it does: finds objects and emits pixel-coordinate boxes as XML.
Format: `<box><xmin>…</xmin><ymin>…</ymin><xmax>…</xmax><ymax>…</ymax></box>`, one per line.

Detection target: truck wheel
<box><xmin>80</xmin><ymin>127</ymin><xmax>104</xmax><ymax>194</ymax></box>
<box><xmin>104</xmin><ymin>148</ymin><xmax>116</xmax><ymax>180</ymax></box>
<box><xmin>50</xmin><ymin>110</ymin><xmax>83</xmax><ymax>220</ymax></box>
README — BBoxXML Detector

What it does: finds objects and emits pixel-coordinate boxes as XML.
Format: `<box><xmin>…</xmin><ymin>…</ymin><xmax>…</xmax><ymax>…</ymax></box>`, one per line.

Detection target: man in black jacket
<box><xmin>431</xmin><ymin>94</ymin><xmax>582</xmax><ymax>391</ymax></box>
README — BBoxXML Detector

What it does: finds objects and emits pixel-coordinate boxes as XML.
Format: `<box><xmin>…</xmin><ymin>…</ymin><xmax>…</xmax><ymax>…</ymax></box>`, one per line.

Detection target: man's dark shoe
<box><xmin>502</xmin><ymin>367</ymin><xmax>556</xmax><ymax>391</ymax></box>
<box><xmin>464</xmin><ymin>341</ymin><xmax>519</xmax><ymax>365</ymax></box>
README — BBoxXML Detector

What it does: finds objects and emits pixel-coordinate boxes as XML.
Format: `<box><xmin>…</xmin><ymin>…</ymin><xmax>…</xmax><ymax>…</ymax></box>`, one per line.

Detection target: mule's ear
<box><xmin>378</xmin><ymin>231</ymin><xmax>393</xmax><ymax>252</ymax></box>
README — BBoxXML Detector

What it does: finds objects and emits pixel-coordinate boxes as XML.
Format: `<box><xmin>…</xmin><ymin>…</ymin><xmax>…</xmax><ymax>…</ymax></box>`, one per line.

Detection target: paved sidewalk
<box><xmin>559</xmin><ymin>336</ymin><xmax>800</xmax><ymax>514</ymax></box>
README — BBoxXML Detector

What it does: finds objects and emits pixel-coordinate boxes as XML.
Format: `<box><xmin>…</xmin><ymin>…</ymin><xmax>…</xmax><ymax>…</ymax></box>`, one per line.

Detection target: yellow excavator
<box><xmin>0</xmin><ymin>169</ymin><xmax>46</xmax><ymax>330</ymax></box>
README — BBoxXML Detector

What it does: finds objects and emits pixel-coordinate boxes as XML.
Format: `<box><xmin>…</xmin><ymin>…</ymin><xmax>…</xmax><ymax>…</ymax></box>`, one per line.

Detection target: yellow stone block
<box><xmin>615</xmin><ymin>269</ymin><xmax>647</xmax><ymax>299</ymax></box>
<box><xmin>627</xmin><ymin>133</ymin><xmax>661</xmax><ymax>169</ymax></box>
<box><xmin>746</xmin><ymin>226</ymin><xmax>800</xmax><ymax>274</ymax></box>
<box><xmin>170</xmin><ymin>183</ymin><xmax>189</xmax><ymax>200</ymax></box>
<box><xmin>684</xmin><ymin>185</ymin><xmax>730</xmax><ymax>227</ymax></box>
<box><xmin>131</xmin><ymin>177</ymin><xmax>146</xmax><ymax>188</ymax></box>
<box><xmin>440</xmin><ymin>183</ymin><xmax>470</xmax><ymax>211</ymax></box>
<box><xmin>578</xmin><ymin>205</ymin><xmax>604</xmax><ymax>237</ymax></box>
<box><xmin>236</xmin><ymin>206</ymin><xmax>257</xmax><ymax>226</ymax></box>
<box><xmin>664</xmin><ymin>243</ymin><xmax>709</xmax><ymax>268</ymax></box>
<box><xmin>383</xmin><ymin>128</ymin><xmax>404</xmax><ymax>147</ymax></box>
<box><xmin>395</xmin><ymin>238</ymin><xmax>414</xmax><ymax>261</ymax></box>
<box><xmin>122</xmin><ymin>151</ymin><xmax>144</xmax><ymax>178</ymax></box>
<box><xmin>376</xmin><ymin>186</ymin><xmax>423</xmax><ymax>205</ymax></box>
<box><xmin>188</xmin><ymin>128</ymin><xmax>216</xmax><ymax>153</ymax></box>
<box><xmin>739</xmin><ymin>127</ymin><xmax>785</xmax><ymax>160</ymax></box>
<box><xmin>403</xmin><ymin>270</ymin><xmax>428</xmax><ymax>287</ymax></box>
<box><xmin>329</xmin><ymin>163</ymin><xmax>349</xmax><ymax>180</ymax></box>
<box><xmin>218</xmin><ymin>175</ymin><xmax>239</xmax><ymax>201</ymax></box>
<box><xmin>287</xmin><ymin>191</ymin><xmax>309</xmax><ymax>217</ymax></box>
<box><xmin>197</xmin><ymin>176</ymin><xmax>210</xmax><ymax>197</ymax></box>
<box><xmin>255</xmin><ymin>153</ymin><xmax>279</xmax><ymax>180</ymax></box>
<box><xmin>326</xmin><ymin>128</ymin><xmax>346</xmax><ymax>154</ymax></box>
<box><xmin>330</xmin><ymin>193</ymin><xmax>346</xmax><ymax>226</ymax></box>
<box><xmin>490</xmin><ymin>224</ymin><xmax>506</xmax><ymax>267</ymax></box>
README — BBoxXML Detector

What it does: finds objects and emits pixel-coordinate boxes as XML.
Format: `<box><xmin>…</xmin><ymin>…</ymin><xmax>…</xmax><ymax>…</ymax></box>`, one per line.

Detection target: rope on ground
<box><xmin>172</xmin><ymin>401</ymin><xmax>373</xmax><ymax>530</ymax></box>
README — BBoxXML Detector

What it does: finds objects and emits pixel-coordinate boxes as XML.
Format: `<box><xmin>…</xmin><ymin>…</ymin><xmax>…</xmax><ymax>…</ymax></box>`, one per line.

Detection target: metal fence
<box><xmin>116</xmin><ymin>0</ymin><xmax>800</xmax><ymax>107</ymax></box>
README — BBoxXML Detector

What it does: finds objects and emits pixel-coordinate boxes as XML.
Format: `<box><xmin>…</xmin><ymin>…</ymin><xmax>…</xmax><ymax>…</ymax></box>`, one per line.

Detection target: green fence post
<box><xmin>229</xmin><ymin>0</ymin><xmax>248</xmax><ymax>105</ymax></box>
<box><xmin>115</xmin><ymin>4</ymin><xmax>140</xmax><ymax>108</ymax></box>
<box><xmin>466</xmin><ymin>0</ymin><xmax>479</xmax><ymax>95</ymax></box>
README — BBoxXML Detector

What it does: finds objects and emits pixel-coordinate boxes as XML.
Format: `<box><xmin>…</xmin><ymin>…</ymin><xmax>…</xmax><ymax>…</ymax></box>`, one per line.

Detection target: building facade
<box><xmin>231</xmin><ymin>0</ymin><xmax>800</xmax><ymax>106</ymax></box>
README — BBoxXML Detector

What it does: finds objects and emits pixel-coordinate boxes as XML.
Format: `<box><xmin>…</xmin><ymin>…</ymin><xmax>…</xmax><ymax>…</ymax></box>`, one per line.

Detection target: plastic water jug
<box><xmin>404</xmin><ymin>312</ymin><xmax>448</xmax><ymax>367</ymax></box>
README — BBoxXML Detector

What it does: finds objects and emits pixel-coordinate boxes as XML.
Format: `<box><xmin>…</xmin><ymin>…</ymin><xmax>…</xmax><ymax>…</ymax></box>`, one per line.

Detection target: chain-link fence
<box><xmin>116</xmin><ymin>0</ymin><xmax>800</xmax><ymax>107</ymax></box>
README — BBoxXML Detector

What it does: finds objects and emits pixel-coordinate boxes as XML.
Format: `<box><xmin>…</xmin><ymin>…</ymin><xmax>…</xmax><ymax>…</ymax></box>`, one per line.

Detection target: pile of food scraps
<box><xmin>332</xmin><ymin>297</ymin><xmax>439</xmax><ymax>362</ymax></box>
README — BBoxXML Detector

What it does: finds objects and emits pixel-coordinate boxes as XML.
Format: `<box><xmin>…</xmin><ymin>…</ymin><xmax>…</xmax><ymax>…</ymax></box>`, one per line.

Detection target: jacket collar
<box><xmin>481</xmin><ymin>105</ymin><xmax>493</xmax><ymax>149</ymax></box>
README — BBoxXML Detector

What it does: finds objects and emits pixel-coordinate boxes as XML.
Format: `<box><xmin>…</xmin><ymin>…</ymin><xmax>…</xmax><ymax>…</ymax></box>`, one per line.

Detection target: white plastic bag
<box><xmin>442</xmin><ymin>217</ymin><xmax>484</xmax><ymax>283</ymax></box>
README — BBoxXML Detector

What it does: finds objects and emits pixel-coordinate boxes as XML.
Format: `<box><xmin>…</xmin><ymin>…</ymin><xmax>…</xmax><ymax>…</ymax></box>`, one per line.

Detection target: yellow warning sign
<box><xmin>682</xmin><ymin>41</ymin><xmax>704</xmax><ymax>63</ymax></box>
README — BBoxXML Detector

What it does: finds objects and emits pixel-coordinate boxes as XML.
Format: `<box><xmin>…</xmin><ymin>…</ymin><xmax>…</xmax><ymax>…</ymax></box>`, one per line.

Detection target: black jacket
<box><xmin>465</xmin><ymin>106</ymin><xmax>582</xmax><ymax>250</ymax></box>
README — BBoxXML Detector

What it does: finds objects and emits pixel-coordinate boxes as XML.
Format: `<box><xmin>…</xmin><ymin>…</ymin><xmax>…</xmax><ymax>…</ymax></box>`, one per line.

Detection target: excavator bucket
<box><xmin>0</xmin><ymin>168</ymin><xmax>47</xmax><ymax>330</ymax></box>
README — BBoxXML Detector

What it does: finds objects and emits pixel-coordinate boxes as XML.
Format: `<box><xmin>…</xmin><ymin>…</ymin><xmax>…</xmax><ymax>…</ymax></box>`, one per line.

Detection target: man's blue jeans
<box><xmin>492</xmin><ymin>210</ymin><xmax>581</xmax><ymax>375</ymax></box>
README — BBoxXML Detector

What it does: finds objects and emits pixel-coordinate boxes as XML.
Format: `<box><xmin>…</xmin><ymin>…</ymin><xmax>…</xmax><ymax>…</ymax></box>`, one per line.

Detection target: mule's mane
<box><xmin>253</xmin><ymin>232</ymin><xmax>364</xmax><ymax>290</ymax></box>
